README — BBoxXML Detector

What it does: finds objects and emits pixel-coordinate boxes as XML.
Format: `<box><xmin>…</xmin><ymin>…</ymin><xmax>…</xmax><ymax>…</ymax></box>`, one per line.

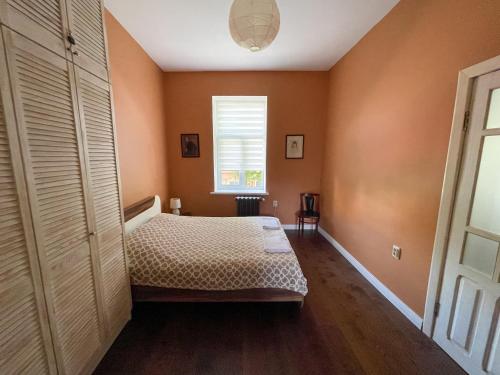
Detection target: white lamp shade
<box><xmin>229</xmin><ymin>0</ymin><xmax>280</xmax><ymax>52</ymax></box>
<box><xmin>170</xmin><ymin>198</ymin><xmax>181</xmax><ymax>209</ymax></box>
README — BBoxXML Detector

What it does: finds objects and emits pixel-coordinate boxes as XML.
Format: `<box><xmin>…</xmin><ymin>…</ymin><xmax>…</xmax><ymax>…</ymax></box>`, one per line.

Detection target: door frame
<box><xmin>423</xmin><ymin>54</ymin><xmax>500</xmax><ymax>337</ymax></box>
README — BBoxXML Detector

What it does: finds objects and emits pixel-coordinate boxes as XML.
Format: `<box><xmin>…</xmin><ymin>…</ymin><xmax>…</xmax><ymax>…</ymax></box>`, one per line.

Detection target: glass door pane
<box><xmin>486</xmin><ymin>88</ymin><xmax>500</xmax><ymax>129</ymax></box>
<box><xmin>469</xmin><ymin>136</ymin><xmax>500</xmax><ymax>235</ymax></box>
<box><xmin>462</xmin><ymin>233</ymin><xmax>499</xmax><ymax>277</ymax></box>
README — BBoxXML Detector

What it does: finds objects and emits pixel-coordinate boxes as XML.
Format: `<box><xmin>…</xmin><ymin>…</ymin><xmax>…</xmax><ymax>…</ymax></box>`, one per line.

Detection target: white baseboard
<box><xmin>282</xmin><ymin>223</ymin><xmax>315</xmax><ymax>230</ymax></box>
<box><xmin>318</xmin><ymin>227</ymin><xmax>423</xmax><ymax>329</ymax></box>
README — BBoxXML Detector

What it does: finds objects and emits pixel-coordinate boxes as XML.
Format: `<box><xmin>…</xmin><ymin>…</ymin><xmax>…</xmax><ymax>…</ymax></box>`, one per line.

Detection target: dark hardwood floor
<box><xmin>95</xmin><ymin>231</ymin><xmax>464</xmax><ymax>375</ymax></box>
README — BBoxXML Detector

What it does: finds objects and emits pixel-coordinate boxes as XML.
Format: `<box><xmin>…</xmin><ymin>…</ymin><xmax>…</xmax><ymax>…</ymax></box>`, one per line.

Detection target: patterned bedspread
<box><xmin>126</xmin><ymin>214</ymin><xmax>308</xmax><ymax>295</ymax></box>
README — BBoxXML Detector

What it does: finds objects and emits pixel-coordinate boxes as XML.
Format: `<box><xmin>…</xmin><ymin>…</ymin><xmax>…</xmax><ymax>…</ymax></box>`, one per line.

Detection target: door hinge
<box><xmin>463</xmin><ymin>110</ymin><xmax>470</xmax><ymax>132</ymax></box>
<box><xmin>434</xmin><ymin>302</ymin><xmax>440</xmax><ymax>317</ymax></box>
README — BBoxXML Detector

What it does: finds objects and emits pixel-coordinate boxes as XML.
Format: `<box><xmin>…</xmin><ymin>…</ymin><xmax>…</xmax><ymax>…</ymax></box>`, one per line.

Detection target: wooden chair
<box><xmin>296</xmin><ymin>193</ymin><xmax>320</xmax><ymax>234</ymax></box>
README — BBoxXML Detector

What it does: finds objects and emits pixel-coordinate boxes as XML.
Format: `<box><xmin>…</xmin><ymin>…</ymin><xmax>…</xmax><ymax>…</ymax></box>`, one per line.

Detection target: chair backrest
<box><xmin>300</xmin><ymin>193</ymin><xmax>320</xmax><ymax>214</ymax></box>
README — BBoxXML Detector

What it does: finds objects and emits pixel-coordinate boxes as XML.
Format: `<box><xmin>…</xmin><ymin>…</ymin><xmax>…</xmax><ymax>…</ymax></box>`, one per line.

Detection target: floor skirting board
<box><xmin>318</xmin><ymin>227</ymin><xmax>423</xmax><ymax>329</ymax></box>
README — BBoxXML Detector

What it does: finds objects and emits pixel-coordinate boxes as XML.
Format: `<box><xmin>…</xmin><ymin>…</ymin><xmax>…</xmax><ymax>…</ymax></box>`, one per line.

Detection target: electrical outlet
<box><xmin>272</xmin><ymin>200</ymin><xmax>278</xmax><ymax>208</ymax></box>
<box><xmin>392</xmin><ymin>245</ymin><xmax>401</xmax><ymax>260</ymax></box>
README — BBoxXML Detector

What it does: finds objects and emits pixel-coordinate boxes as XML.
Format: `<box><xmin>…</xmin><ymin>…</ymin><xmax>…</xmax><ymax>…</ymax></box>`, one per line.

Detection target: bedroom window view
<box><xmin>221</xmin><ymin>170</ymin><xmax>240</xmax><ymax>185</ymax></box>
<box><xmin>213</xmin><ymin>96</ymin><xmax>267</xmax><ymax>193</ymax></box>
<box><xmin>220</xmin><ymin>170</ymin><xmax>263</xmax><ymax>187</ymax></box>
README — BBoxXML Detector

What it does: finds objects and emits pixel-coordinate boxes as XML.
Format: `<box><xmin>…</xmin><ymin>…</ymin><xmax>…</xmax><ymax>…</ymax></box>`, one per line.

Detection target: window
<box><xmin>212</xmin><ymin>96</ymin><xmax>267</xmax><ymax>193</ymax></box>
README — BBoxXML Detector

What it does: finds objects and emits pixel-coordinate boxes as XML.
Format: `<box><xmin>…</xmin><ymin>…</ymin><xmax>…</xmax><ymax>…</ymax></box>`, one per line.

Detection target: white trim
<box><xmin>318</xmin><ymin>226</ymin><xmax>423</xmax><ymax>329</ymax></box>
<box><xmin>423</xmin><ymin>54</ymin><xmax>500</xmax><ymax>337</ymax></box>
<box><xmin>282</xmin><ymin>223</ymin><xmax>315</xmax><ymax>230</ymax></box>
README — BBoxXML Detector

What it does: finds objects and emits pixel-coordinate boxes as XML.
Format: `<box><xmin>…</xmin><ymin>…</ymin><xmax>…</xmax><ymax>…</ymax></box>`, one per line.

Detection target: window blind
<box><xmin>212</xmin><ymin>96</ymin><xmax>267</xmax><ymax>193</ymax></box>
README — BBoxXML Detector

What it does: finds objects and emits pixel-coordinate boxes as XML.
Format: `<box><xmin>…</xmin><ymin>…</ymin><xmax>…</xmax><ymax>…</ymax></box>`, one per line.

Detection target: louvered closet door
<box><xmin>0</xmin><ymin>32</ymin><xmax>57</xmax><ymax>375</ymax></box>
<box><xmin>66</xmin><ymin>0</ymin><xmax>109</xmax><ymax>81</ymax></box>
<box><xmin>2</xmin><ymin>28</ymin><xmax>105</xmax><ymax>375</ymax></box>
<box><xmin>75</xmin><ymin>67</ymin><xmax>131</xmax><ymax>337</ymax></box>
<box><xmin>0</xmin><ymin>0</ymin><xmax>68</xmax><ymax>58</ymax></box>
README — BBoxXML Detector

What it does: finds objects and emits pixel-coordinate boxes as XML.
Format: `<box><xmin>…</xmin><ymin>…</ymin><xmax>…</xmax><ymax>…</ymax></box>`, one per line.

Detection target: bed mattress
<box><xmin>126</xmin><ymin>214</ymin><xmax>308</xmax><ymax>295</ymax></box>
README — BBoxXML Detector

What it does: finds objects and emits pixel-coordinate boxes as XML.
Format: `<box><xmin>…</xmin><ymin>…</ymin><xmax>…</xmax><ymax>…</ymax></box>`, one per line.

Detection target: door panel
<box><xmin>485</xmin><ymin>301</ymin><xmax>500</xmax><ymax>374</ymax></box>
<box><xmin>66</xmin><ymin>0</ymin><xmax>108</xmax><ymax>81</ymax></box>
<box><xmin>449</xmin><ymin>277</ymin><xmax>482</xmax><ymax>351</ymax></box>
<box><xmin>3</xmin><ymin>28</ymin><xmax>104</xmax><ymax>375</ymax></box>
<box><xmin>434</xmin><ymin>69</ymin><xmax>500</xmax><ymax>375</ymax></box>
<box><xmin>75</xmin><ymin>67</ymin><xmax>131</xmax><ymax>336</ymax></box>
<box><xmin>0</xmin><ymin>31</ymin><xmax>57</xmax><ymax>375</ymax></box>
<box><xmin>0</xmin><ymin>0</ymin><xmax>68</xmax><ymax>58</ymax></box>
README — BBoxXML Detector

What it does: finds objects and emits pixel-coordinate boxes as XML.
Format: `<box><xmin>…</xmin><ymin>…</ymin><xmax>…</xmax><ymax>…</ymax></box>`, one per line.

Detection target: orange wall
<box><xmin>164</xmin><ymin>72</ymin><xmax>328</xmax><ymax>224</ymax></box>
<box><xmin>105</xmin><ymin>11</ymin><xmax>169</xmax><ymax>208</ymax></box>
<box><xmin>321</xmin><ymin>0</ymin><xmax>500</xmax><ymax>315</ymax></box>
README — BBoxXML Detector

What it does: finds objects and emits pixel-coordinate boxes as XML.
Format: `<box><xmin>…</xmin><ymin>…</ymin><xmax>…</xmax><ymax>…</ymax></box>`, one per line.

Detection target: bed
<box><xmin>124</xmin><ymin>196</ymin><xmax>308</xmax><ymax>306</ymax></box>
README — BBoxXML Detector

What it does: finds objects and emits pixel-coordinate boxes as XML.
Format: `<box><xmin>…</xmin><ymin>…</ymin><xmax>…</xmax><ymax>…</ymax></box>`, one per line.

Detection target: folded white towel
<box><xmin>263</xmin><ymin>225</ymin><xmax>281</xmax><ymax>230</ymax></box>
<box><xmin>265</xmin><ymin>247</ymin><xmax>291</xmax><ymax>254</ymax></box>
<box><xmin>256</xmin><ymin>217</ymin><xmax>281</xmax><ymax>230</ymax></box>
<box><xmin>264</xmin><ymin>234</ymin><xmax>292</xmax><ymax>253</ymax></box>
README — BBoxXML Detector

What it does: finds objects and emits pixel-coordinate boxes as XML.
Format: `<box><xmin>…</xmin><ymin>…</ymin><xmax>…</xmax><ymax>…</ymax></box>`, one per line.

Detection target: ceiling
<box><xmin>104</xmin><ymin>0</ymin><xmax>399</xmax><ymax>72</ymax></box>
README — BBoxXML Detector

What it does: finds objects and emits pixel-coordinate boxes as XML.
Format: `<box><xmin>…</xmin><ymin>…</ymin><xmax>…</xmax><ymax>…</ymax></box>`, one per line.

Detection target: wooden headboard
<box><xmin>124</xmin><ymin>195</ymin><xmax>161</xmax><ymax>234</ymax></box>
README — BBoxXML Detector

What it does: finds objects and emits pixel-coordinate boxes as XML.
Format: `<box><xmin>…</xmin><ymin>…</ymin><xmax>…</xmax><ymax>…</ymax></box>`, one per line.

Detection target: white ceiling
<box><xmin>104</xmin><ymin>0</ymin><xmax>399</xmax><ymax>72</ymax></box>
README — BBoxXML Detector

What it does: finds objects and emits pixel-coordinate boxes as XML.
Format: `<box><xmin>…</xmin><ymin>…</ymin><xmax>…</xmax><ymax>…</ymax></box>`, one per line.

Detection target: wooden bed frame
<box><xmin>124</xmin><ymin>196</ymin><xmax>305</xmax><ymax>306</ymax></box>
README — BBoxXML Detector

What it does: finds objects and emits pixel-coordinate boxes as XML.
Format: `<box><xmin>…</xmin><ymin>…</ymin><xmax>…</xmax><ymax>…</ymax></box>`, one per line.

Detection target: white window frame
<box><xmin>212</xmin><ymin>96</ymin><xmax>268</xmax><ymax>194</ymax></box>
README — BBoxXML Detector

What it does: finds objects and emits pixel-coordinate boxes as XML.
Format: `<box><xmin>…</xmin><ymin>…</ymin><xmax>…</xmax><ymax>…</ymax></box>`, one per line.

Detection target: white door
<box><xmin>434</xmin><ymin>69</ymin><xmax>500</xmax><ymax>374</ymax></box>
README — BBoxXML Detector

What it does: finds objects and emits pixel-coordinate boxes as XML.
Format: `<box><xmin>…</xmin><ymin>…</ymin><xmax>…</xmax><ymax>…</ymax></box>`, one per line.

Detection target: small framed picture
<box><xmin>180</xmin><ymin>134</ymin><xmax>200</xmax><ymax>158</ymax></box>
<box><xmin>285</xmin><ymin>135</ymin><xmax>304</xmax><ymax>159</ymax></box>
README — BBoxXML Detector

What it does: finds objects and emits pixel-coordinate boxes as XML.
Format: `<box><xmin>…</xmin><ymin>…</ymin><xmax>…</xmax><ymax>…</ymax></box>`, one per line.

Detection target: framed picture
<box><xmin>180</xmin><ymin>134</ymin><xmax>200</xmax><ymax>158</ymax></box>
<box><xmin>285</xmin><ymin>135</ymin><xmax>304</xmax><ymax>159</ymax></box>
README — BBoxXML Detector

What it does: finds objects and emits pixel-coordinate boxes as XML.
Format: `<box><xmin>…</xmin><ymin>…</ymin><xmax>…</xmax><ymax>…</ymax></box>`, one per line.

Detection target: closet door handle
<box><xmin>89</xmin><ymin>231</ymin><xmax>96</xmax><ymax>237</ymax></box>
<box><xmin>66</xmin><ymin>32</ymin><xmax>78</xmax><ymax>56</ymax></box>
<box><xmin>67</xmin><ymin>33</ymin><xmax>76</xmax><ymax>46</ymax></box>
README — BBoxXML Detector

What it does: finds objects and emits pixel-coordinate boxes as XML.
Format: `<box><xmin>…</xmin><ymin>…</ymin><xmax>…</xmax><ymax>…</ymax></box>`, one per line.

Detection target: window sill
<box><xmin>210</xmin><ymin>191</ymin><xmax>269</xmax><ymax>196</ymax></box>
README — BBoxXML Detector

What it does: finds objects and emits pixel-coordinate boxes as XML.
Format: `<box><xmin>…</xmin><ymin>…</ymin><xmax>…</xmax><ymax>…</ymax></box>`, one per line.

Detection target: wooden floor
<box><xmin>95</xmin><ymin>231</ymin><xmax>464</xmax><ymax>375</ymax></box>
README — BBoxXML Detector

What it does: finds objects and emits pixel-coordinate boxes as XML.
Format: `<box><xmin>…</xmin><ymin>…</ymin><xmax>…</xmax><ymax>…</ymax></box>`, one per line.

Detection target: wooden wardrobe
<box><xmin>0</xmin><ymin>1</ymin><xmax>131</xmax><ymax>373</ymax></box>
